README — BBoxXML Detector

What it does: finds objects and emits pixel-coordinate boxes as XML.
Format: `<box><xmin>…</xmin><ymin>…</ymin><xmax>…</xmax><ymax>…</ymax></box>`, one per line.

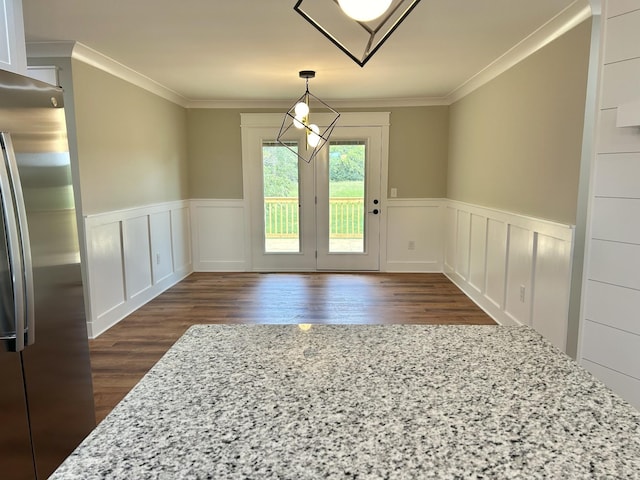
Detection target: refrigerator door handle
<box><xmin>2</xmin><ymin>134</ymin><xmax>35</xmax><ymax>346</ymax></box>
<box><xmin>0</xmin><ymin>133</ymin><xmax>31</xmax><ymax>352</ymax></box>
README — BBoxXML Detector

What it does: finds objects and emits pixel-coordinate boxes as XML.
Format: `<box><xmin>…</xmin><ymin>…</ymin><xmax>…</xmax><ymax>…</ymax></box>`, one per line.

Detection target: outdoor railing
<box><xmin>265</xmin><ymin>197</ymin><xmax>364</xmax><ymax>238</ymax></box>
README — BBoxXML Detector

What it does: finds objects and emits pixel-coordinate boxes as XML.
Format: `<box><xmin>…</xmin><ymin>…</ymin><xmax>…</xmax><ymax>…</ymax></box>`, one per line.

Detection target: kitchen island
<box><xmin>51</xmin><ymin>325</ymin><xmax>640</xmax><ymax>479</ymax></box>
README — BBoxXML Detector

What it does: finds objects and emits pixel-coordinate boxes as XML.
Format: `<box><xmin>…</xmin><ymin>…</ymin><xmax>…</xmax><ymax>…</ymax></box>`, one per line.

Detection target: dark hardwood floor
<box><xmin>89</xmin><ymin>272</ymin><xmax>495</xmax><ymax>423</ymax></box>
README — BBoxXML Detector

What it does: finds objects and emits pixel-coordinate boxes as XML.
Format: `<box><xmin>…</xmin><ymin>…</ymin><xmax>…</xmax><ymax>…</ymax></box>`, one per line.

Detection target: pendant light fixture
<box><xmin>277</xmin><ymin>71</ymin><xmax>340</xmax><ymax>164</ymax></box>
<box><xmin>294</xmin><ymin>0</ymin><xmax>422</xmax><ymax>67</ymax></box>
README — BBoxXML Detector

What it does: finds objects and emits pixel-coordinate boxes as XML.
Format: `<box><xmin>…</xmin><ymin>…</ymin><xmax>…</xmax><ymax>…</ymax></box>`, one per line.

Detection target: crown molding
<box><xmin>445</xmin><ymin>0</ymin><xmax>593</xmax><ymax>104</ymax></box>
<box><xmin>186</xmin><ymin>96</ymin><xmax>449</xmax><ymax>109</ymax></box>
<box><xmin>26</xmin><ymin>41</ymin><xmax>188</xmax><ymax>107</ymax></box>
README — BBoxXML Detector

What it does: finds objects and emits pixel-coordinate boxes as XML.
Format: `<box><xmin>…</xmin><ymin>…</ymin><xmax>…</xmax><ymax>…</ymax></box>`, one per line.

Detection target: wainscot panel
<box><xmin>84</xmin><ymin>201</ymin><xmax>193</xmax><ymax>338</ymax></box>
<box><xmin>122</xmin><ymin>215</ymin><xmax>153</xmax><ymax>300</ymax></box>
<box><xmin>383</xmin><ymin>199</ymin><xmax>444</xmax><ymax>272</ymax></box>
<box><xmin>444</xmin><ymin>201</ymin><xmax>574</xmax><ymax>351</ymax></box>
<box><xmin>191</xmin><ymin>199</ymin><xmax>248</xmax><ymax>272</ymax></box>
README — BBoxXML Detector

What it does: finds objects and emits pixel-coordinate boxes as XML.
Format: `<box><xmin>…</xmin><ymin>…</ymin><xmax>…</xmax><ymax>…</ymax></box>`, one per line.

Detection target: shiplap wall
<box><xmin>445</xmin><ymin>201</ymin><xmax>574</xmax><ymax>352</ymax></box>
<box><xmin>84</xmin><ymin>201</ymin><xmax>192</xmax><ymax>337</ymax></box>
<box><xmin>579</xmin><ymin>0</ymin><xmax>640</xmax><ymax>409</ymax></box>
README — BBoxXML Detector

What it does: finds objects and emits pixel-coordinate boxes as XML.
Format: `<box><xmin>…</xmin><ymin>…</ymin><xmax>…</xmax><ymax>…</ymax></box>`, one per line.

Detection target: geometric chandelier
<box><xmin>294</xmin><ymin>0</ymin><xmax>422</xmax><ymax>67</ymax></box>
<box><xmin>276</xmin><ymin>70</ymin><xmax>340</xmax><ymax>164</ymax></box>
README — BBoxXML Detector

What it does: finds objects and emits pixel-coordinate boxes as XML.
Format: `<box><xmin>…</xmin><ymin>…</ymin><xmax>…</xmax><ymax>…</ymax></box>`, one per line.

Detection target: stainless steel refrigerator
<box><xmin>0</xmin><ymin>69</ymin><xmax>96</xmax><ymax>479</ymax></box>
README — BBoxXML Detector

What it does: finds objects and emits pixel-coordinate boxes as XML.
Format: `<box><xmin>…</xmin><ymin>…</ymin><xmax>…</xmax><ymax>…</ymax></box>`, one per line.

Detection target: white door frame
<box><xmin>315</xmin><ymin>126</ymin><xmax>382</xmax><ymax>271</ymax></box>
<box><xmin>241</xmin><ymin>112</ymin><xmax>390</xmax><ymax>271</ymax></box>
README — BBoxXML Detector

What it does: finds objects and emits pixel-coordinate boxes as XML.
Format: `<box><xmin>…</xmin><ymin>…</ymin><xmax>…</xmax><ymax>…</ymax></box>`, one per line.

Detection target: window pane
<box><xmin>329</xmin><ymin>141</ymin><xmax>365</xmax><ymax>253</ymax></box>
<box><xmin>262</xmin><ymin>142</ymin><xmax>300</xmax><ymax>253</ymax></box>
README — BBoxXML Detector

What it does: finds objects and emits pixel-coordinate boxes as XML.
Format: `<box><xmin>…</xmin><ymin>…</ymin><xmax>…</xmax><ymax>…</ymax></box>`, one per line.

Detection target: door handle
<box><xmin>3</xmin><ymin>134</ymin><xmax>34</xmax><ymax>347</ymax></box>
<box><xmin>0</xmin><ymin>133</ymin><xmax>28</xmax><ymax>352</ymax></box>
<box><xmin>368</xmin><ymin>209</ymin><xmax>379</xmax><ymax>215</ymax></box>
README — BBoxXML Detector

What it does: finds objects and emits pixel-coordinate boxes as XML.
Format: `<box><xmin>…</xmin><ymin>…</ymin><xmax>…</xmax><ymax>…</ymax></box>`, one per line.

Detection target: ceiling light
<box><xmin>277</xmin><ymin>71</ymin><xmax>340</xmax><ymax>164</ymax></box>
<box><xmin>294</xmin><ymin>0</ymin><xmax>422</xmax><ymax>67</ymax></box>
<box><xmin>338</xmin><ymin>0</ymin><xmax>392</xmax><ymax>22</ymax></box>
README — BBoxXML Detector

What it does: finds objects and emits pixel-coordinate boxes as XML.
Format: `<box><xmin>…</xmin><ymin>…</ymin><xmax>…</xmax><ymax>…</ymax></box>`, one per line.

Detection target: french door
<box><xmin>244</xmin><ymin>118</ymin><xmax>384</xmax><ymax>271</ymax></box>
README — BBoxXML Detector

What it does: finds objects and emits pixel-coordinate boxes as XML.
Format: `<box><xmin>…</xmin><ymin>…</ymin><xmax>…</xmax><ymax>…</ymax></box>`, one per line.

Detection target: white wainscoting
<box><xmin>190</xmin><ymin>199</ymin><xmax>248</xmax><ymax>272</ymax></box>
<box><xmin>444</xmin><ymin>201</ymin><xmax>574</xmax><ymax>352</ymax></box>
<box><xmin>383</xmin><ymin>199</ymin><xmax>445</xmax><ymax>272</ymax></box>
<box><xmin>84</xmin><ymin>201</ymin><xmax>193</xmax><ymax>338</ymax></box>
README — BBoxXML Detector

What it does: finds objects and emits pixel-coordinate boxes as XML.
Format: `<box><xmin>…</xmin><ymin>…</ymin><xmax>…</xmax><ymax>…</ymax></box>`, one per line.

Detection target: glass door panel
<box><xmin>316</xmin><ymin>126</ymin><xmax>382</xmax><ymax>271</ymax></box>
<box><xmin>262</xmin><ymin>142</ymin><xmax>300</xmax><ymax>253</ymax></box>
<box><xmin>329</xmin><ymin>141</ymin><xmax>365</xmax><ymax>253</ymax></box>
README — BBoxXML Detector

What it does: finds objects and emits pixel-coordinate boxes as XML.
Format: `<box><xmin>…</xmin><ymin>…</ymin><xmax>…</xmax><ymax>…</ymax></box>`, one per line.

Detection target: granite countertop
<box><xmin>51</xmin><ymin>325</ymin><xmax>640</xmax><ymax>479</ymax></box>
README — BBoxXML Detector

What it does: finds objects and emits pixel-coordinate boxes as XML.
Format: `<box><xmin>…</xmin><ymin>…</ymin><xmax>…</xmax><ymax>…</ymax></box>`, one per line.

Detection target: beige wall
<box><xmin>187</xmin><ymin>108</ymin><xmax>246</xmax><ymax>199</ymax></box>
<box><xmin>71</xmin><ymin>60</ymin><xmax>189</xmax><ymax>215</ymax></box>
<box><xmin>186</xmin><ymin>106</ymin><xmax>449</xmax><ymax>199</ymax></box>
<box><xmin>384</xmin><ymin>106</ymin><xmax>448</xmax><ymax>198</ymax></box>
<box><xmin>447</xmin><ymin>20</ymin><xmax>592</xmax><ymax>225</ymax></box>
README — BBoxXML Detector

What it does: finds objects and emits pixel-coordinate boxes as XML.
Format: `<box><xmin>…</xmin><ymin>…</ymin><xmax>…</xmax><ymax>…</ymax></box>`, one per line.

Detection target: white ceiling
<box><xmin>22</xmin><ymin>0</ymin><xmax>591</xmax><ymax>106</ymax></box>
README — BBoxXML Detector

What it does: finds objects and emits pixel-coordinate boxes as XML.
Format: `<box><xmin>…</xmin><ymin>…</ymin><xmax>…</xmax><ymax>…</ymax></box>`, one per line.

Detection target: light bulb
<box><xmin>307</xmin><ymin>124</ymin><xmax>321</xmax><ymax>148</ymax></box>
<box><xmin>294</xmin><ymin>101</ymin><xmax>310</xmax><ymax>118</ymax></box>
<box><xmin>292</xmin><ymin>115</ymin><xmax>305</xmax><ymax>129</ymax></box>
<box><xmin>338</xmin><ymin>0</ymin><xmax>392</xmax><ymax>22</ymax></box>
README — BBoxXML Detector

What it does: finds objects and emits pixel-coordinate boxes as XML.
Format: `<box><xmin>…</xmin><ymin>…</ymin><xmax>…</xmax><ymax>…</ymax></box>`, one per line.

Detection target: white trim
<box><xmin>190</xmin><ymin>199</ymin><xmax>249</xmax><ymax>272</ymax></box>
<box><xmin>240</xmin><ymin>112</ymin><xmax>391</xmax><ymax>128</ymax></box>
<box><xmin>447</xmin><ymin>0</ymin><xmax>593</xmax><ymax>103</ymax></box>
<box><xmin>26</xmin><ymin>41</ymin><xmax>188</xmax><ymax>107</ymax></box>
<box><xmin>188</xmin><ymin>97</ymin><xmax>450</xmax><ymax>109</ymax></box>
<box><xmin>443</xmin><ymin>200</ymin><xmax>574</xmax><ymax>351</ymax></box>
<box><xmin>382</xmin><ymin>198</ymin><xmax>445</xmax><ymax>272</ymax></box>
<box><xmin>84</xmin><ymin>200</ymin><xmax>190</xmax><ymax>225</ymax></box>
<box><xmin>446</xmin><ymin>200</ymin><xmax>574</xmax><ymax>241</ymax></box>
<box><xmin>84</xmin><ymin>200</ymin><xmax>193</xmax><ymax>338</ymax></box>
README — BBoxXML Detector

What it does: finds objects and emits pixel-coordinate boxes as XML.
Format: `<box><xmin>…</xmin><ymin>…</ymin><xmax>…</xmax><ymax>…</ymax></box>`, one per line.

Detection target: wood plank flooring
<box><xmin>89</xmin><ymin>272</ymin><xmax>495</xmax><ymax>423</ymax></box>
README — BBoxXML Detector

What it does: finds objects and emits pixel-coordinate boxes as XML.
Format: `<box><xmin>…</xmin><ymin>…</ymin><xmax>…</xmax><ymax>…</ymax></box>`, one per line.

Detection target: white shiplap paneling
<box><xmin>600</xmin><ymin>59</ymin><xmax>640</xmax><ymax>109</ymax></box>
<box><xmin>585</xmin><ymin>280</ymin><xmax>640</xmax><ymax>335</ymax></box>
<box><xmin>605</xmin><ymin>8</ymin><xmax>640</xmax><ymax>63</ymax></box>
<box><xmin>606</xmin><ymin>0</ymin><xmax>640</xmax><ymax>19</ymax></box>
<box><xmin>594</xmin><ymin>153</ymin><xmax>640</xmax><ymax>197</ymax></box>
<box><xmin>597</xmin><ymin>109</ymin><xmax>640</xmax><ymax>153</ymax></box>
<box><xmin>591</xmin><ymin>197</ymin><xmax>640</xmax><ymax>243</ymax></box>
<box><xmin>582</xmin><ymin>320</ymin><xmax>640</xmax><ymax>380</ymax></box>
<box><xmin>581</xmin><ymin>360</ymin><xmax>640</xmax><ymax>410</ymax></box>
<box><xmin>579</xmin><ymin>1</ymin><xmax>640</xmax><ymax>409</ymax></box>
<box><xmin>588</xmin><ymin>239</ymin><xmax>640</xmax><ymax>290</ymax></box>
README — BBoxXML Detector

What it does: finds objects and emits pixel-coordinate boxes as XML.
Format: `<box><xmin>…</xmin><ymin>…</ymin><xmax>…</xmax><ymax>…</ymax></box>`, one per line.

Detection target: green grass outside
<box><xmin>330</xmin><ymin>180</ymin><xmax>364</xmax><ymax>197</ymax></box>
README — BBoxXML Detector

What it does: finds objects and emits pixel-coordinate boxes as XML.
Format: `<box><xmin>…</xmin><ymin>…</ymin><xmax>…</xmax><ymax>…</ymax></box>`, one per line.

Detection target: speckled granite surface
<box><xmin>51</xmin><ymin>325</ymin><xmax>640</xmax><ymax>479</ymax></box>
